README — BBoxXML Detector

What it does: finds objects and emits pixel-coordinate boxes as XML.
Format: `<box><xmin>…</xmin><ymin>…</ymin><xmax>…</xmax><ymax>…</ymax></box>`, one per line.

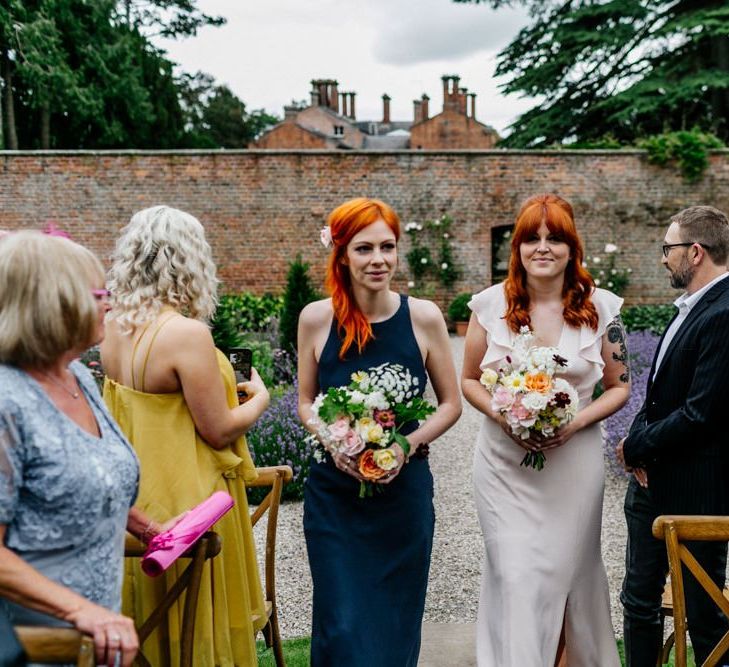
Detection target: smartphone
<box><xmin>228</xmin><ymin>347</ymin><xmax>252</xmax><ymax>385</ymax></box>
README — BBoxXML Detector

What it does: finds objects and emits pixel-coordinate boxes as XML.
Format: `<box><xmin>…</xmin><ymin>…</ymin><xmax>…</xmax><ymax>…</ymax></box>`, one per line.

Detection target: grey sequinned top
<box><xmin>0</xmin><ymin>360</ymin><xmax>139</xmax><ymax>625</ymax></box>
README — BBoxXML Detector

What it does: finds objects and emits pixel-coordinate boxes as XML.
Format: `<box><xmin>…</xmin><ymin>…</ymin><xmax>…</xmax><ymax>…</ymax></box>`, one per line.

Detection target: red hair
<box><xmin>503</xmin><ymin>193</ymin><xmax>598</xmax><ymax>332</ymax></box>
<box><xmin>324</xmin><ymin>198</ymin><xmax>401</xmax><ymax>359</ymax></box>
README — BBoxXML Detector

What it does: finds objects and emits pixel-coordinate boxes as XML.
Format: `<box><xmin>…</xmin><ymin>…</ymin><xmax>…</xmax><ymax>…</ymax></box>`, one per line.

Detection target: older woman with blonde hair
<box><xmin>101</xmin><ymin>205</ymin><xmax>269</xmax><ymax>666</ymax></box>
<box><xmin>0</xmin><ymin>231</ymin><xmax>154</xmax><ymax>667</ymax></box>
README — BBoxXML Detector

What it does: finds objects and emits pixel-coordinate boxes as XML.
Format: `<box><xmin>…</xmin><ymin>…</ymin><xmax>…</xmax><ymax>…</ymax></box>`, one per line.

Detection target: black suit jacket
<box><xmin>624</xmin><ymin>275</ymin><xmax>729</xmax><ymax>514</ymax></box>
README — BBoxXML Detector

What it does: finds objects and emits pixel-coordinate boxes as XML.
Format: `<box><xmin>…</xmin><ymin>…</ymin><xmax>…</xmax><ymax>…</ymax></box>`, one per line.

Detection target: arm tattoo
<box><xmin>607</xmin><ymin>315</ymin><xmax>630</xmax><ymax>383</ymax></box>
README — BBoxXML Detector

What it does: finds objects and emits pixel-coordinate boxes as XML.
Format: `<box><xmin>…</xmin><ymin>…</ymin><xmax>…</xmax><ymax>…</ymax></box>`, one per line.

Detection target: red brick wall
<box><xmin>2</xmin><ymin>149</ymin><xmax>728</xmax><ymax>307</ymax></box>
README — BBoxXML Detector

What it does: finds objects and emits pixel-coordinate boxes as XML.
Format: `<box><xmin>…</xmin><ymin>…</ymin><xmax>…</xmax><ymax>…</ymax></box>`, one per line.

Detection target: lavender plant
<box><xmin>602</xmin><ymin>331</ymin><xmax>660</xmax><ymax>476</ymax></box>
<box><xmin>246</xmin><ymin>381</ymin><xmax>314</xmax><ymax>503</ymax></box>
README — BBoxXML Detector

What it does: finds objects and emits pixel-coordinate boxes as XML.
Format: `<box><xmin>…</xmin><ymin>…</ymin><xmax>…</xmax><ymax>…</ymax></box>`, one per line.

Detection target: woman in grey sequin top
<box><xmin>0</xmin><ymin>232</ymin><xmax>171</xmax><ymax>667</ymax></box>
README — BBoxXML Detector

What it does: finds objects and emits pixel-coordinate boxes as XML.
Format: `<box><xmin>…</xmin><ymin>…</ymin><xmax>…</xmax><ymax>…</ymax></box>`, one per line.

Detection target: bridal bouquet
<box><xmin>480</xmin><ymin>326</ymin><xmax>578</xmax><ymax>470</ymax></box>
<box><xmin>309</xmin><ymin>363</ymin><xmax>435</xmax><ymax>497</ymax></box>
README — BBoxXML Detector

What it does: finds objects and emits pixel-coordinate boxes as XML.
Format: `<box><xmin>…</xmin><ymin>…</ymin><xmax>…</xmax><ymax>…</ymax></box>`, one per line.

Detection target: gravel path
<box><xmin>255</xmin><ymin>335</ymin><xmax>630</xmax><ymax>639</ymax></box>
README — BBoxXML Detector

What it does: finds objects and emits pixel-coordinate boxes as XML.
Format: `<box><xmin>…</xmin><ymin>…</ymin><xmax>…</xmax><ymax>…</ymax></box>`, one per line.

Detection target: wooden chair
<box><xmin>653</xmin><ymin>515</ymin><xmax>729</xmax><ymax>667</ymax></box>
<box><xmin>246</xmin><ymin>465</ymin><xmax>293</xmax><ymax>667</ymax></box>
<box><xmin>15</xmin><ymin>626</ymin><xmax>95</xmax><ymax>666</ymax></box>
<box><xmin>124</xmin><ymin>530</ymin><xmax>222</xmax><ymax>667</ymax></box>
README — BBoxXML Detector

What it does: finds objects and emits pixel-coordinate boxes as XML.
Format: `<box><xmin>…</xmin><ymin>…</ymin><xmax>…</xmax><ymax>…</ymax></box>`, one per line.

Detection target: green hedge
<box><xmin>211</xmin><ymin>292</ymin><xmax>284</xmax><ymax>350</ymax></box>
<box><xmin>622</xmin><ymin>304</ymin><xmax>675</xmax><ymax>334</ymax></box>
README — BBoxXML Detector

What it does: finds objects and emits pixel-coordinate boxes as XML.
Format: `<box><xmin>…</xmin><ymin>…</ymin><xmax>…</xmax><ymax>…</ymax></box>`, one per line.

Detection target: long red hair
<box><xmin>503</xmin><ymin>193</ymin><xmax>598</xmax><ymax>332</ymax></box>
<box><xmin>324</xmin><ymin>197</ymin><xmax>401</xmax><ymax>358</ymax></box>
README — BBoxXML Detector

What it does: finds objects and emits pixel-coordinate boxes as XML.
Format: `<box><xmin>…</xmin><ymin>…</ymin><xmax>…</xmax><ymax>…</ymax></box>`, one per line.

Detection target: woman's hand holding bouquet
<box><xmin>480</xmin><ymin>327</ymin><xmax>579</xmax><ymax>470</ymax></box>
<box><xmin>309</xmin><ymin>363</ymin><xmax>434</xmax><ymax>497</ymax></box>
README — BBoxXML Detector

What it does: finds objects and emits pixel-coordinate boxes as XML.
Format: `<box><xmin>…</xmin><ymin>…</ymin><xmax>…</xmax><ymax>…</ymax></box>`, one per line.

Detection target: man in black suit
<box><xmin>618</xmin><ymin>205</ymin><xmax>729</xmax><ymax>666</ymax></box>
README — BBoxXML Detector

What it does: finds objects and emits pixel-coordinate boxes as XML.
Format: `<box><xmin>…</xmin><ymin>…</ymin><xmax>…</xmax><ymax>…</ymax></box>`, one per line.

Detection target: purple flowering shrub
<box><xmin>246</xmin><ymin>381</ymin><xmax>313</xmax><ymax>504</ymax></box>
<box><xmin>602</xmin><ymin>331</ymin><xmax>660</xmax><ymax>476</ymax></box>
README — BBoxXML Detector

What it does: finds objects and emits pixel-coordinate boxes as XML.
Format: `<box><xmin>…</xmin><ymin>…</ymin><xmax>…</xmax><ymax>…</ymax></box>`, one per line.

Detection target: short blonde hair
<box><xmin>0</xmin><ymin>231</ymin><xmax>105</xmax><ymax>367</ymax></box>
<box><xmin>107</xmin><ymin>205</ymin><xmax>218</xmax><ymax>332</ymax></box>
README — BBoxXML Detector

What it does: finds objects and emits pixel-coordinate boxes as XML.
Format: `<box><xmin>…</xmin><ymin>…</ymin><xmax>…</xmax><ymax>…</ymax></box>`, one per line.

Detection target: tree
<box><xmin>456</xmin><ymin>0</ymin><xmax>729</xmax><ymax>146</ymax></box>
<box><xmin>178</xmin><ymin>73</ymin><xmax>278</xmax><ymax>148</ymax></box>
<box><xmin>279</xmin><ymin>255</ymin><xmax>320</xmax><ymax>354</ymax></box>
<box><xmin>116</xmin><ymin>0</ymin><xmax>225</xmax><ymax>38</ymax></box>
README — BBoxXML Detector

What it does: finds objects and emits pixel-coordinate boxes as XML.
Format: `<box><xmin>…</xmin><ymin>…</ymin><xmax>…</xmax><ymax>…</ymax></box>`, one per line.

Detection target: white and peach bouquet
<box><xmin>480</xmin><ymin>326</ymin><xmax>579</xmax><ymax>470</ymax></box>
<box><xmin>309</xmin><ymin>363</ymin><xmax>435</xmax><ymax>497</ymax></box>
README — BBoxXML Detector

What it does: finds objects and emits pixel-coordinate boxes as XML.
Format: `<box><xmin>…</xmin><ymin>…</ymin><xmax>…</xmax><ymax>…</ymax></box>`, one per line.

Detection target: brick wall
<box><xmin>2</xmin><ymin>149</ymin><xmax>728</xmax><ymax>308</ymax></box>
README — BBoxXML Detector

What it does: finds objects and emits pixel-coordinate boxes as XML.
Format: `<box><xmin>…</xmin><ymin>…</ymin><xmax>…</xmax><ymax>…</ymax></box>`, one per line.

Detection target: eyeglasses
<box><xmin>661</xmin><ymin>242</ymin><xmax>712</xmax><ymax>258</ymax></box>
<box><xmin>92</xmin><ymin>288</ymin><xmax>112</xmax><ymax>301</ymax></box>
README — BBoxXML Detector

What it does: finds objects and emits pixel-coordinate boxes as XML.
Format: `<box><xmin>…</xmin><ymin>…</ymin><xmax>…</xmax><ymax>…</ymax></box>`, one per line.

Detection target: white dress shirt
<box><xmin>652</xmin><ymin>272</ymin><xmax>729</xmax><ymax>381</ymax></box>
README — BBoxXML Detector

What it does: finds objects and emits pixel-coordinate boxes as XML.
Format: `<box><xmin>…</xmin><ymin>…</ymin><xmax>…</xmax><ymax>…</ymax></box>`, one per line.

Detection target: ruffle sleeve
<box><xmin>468</xmin><ymin>283</ymin><xmax>513</xmax><ymax>370</ymax></box>
<box><xmin>578</xmin><ymin>288</ymin><xmax>624</xmax><ymax>381</ymax></box>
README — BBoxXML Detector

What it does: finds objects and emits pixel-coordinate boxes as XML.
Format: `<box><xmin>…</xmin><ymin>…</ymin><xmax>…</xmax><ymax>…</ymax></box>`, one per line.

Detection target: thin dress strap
<box><xmin>130</xmin><ymin>313</ymin><xmax>177</xmax><ymax>392</ymax></box>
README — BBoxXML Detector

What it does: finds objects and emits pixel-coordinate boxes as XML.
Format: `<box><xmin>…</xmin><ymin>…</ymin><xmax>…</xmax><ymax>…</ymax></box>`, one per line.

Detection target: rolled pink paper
<box><xmin>141</xmin><ymin>491</ymin><xmax>234</xmax><ymax>577</ymax></box>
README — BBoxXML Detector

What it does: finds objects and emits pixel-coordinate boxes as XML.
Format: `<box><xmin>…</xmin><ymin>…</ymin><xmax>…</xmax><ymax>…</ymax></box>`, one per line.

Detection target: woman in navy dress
<box><xmin>298</xmin><ymin>198</ymin><xmax>462</xmax><ymax>666</ymax></box>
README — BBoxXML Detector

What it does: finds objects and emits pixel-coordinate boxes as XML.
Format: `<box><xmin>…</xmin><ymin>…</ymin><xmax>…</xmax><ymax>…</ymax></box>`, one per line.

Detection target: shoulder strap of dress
<box><xmin>131</xmin><ymin>313</ymin><xmax>178</xmax><ymax>392</ymax></box>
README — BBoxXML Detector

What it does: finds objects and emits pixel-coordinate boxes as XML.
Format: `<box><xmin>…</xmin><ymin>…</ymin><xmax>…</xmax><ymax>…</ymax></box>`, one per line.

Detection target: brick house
<box><xmin>255</xmin><ymin>75</ymin><xmax>499</xmax><ymax>150</ymax></box>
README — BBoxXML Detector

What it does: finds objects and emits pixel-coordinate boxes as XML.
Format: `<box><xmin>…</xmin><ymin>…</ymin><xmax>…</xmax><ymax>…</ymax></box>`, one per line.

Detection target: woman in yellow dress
<box><xmin>101</xmin><ymin>205</ymin><xmax>270</xmax><ymax>666</ymax></box>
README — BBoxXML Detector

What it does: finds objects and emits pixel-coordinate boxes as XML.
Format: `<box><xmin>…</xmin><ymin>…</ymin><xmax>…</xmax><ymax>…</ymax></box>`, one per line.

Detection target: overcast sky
<box><xmin>156</xmin><ymin>0</ymin><xmax>533</xmax><ymax>135</ymax></box>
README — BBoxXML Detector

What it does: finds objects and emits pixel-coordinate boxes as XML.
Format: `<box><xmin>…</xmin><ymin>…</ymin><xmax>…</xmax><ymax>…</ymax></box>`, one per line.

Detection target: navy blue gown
<box><xmin>304</xmin><ymin>294</ymin><xmax>435</xmax><ymax>667</ymax></box>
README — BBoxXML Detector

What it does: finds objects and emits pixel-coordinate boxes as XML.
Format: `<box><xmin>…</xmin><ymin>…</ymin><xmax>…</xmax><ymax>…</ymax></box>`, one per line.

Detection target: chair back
<box><xmin>124</xmin><ymin>530</ymin><xmax>222</xmax><ymax>667</ymax></box>
<box><xmin>15</xmin><ymin>626</ymin><xmax>95</xmax><ymax>666</ymax></box>
<box><xmin>246</xmin><ymin>465</ymin><xmax>293</xmax><ymax>667</ymax></box>
<box><xmin>653</xmin><ymin>515</ymin><xmax>729</xmax><ymax>667</ymax></box>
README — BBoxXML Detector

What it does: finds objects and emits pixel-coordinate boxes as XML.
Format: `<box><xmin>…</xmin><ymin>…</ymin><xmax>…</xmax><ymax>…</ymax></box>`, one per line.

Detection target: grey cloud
<box><xmin>372</xmin><ymin>3</ymin><xmax>528</xmax><ymax>65</ymax></box>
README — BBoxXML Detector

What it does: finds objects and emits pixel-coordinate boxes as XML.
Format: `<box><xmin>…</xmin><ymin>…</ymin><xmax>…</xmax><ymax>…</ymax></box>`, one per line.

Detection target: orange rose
<box><xmin>524</xmin><ymin>371</ymin><xmax>552</xmax><ymax>394</ymax></box>
<box><xmin>358</xmin><ymin>449</ymin><xmax>387</xmax><ymax>480</ymax></box>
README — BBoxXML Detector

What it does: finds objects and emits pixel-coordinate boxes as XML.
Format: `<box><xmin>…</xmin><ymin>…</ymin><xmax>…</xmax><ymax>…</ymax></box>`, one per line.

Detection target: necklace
<box><xmin>39</xmin><ymin>370</ymin><xmax>80</xmax><ymax>399</ymax></box>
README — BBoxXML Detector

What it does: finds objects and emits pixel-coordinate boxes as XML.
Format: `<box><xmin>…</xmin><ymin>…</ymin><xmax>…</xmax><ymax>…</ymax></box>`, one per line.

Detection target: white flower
<box><xmin>364</xmin><ymin>391</ymin><xmax>389</xmax><ymax>411</ymax></box>
<box><xmin>405</xmin><ymin>222</ymin><xmax>418</xmax><ymax>232</ymax></box>
<box><xmin>420</xmin><ymin>257</ymin><xmax>428</xmax><ymax>264</ymax></box>
<box><xmin>627</xmin><ymin>268</ymin><xmax>633</xmax><ymax>273</ymax></box>
<box><xmin>595</xmin><ymin>279</ymin><xmax>601</xmax><ymax>286</ymax></box>
<box><xmin>611</xmin><ymin>269</ymin><xmax>617</xmax><ymax>275</ymax></box>
<box><xmin>592</xmin><ymin>256</ymin><xmax>601</xmax><ymax>264</ymax></box>
<box><xmin>349</xmin><ymin>390</ymin><xmax>366</xmax><ymax>404</ymax></box>
<box><xmin>417</xmin><ymin>224</ymin><xmax>423</xmax><ymax>231</ymax></box>
<box><xmin>604</xmin><ymin>243</ymin><xmax>618</xmax><ymax>253</ymax></box>
<box><xmin>443</xmin><ymin>233</ymin><xmax>449</xmax><ymax>239</ymax></box>
<box><xmin>311</xmin><ymin>394</ymin><xmax>324</xmax><ymax>415</ymax></box>
<box><xmin>522</xmin><ymin>391</ymin><xmax>550</xmax><ymax>412</ymax></box>
<box><xmin>441</xmin><ymin>262</ymin><xmax>448</xmax><ymax>269</ymax></box>
<box><xmin>408</xmin><ymin>280</ymin><xmax>415</xmax><ymax>288</ymax></box>
<box><xmin>434</xmin><ymin>219</ymin><xmax>440</xmax><ymax>226</ymax></box>
<box><xmin>608</xmin><ymin>281</ymin><xmax>614</xmax><ymax>288</ymax></box>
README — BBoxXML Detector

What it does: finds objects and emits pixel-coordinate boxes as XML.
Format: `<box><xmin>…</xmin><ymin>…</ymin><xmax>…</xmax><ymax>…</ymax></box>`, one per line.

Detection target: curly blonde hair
<box><xmin>107</xmin><ymin>205</ymin><xmax>219</xmax><ymax>332</ymax></box>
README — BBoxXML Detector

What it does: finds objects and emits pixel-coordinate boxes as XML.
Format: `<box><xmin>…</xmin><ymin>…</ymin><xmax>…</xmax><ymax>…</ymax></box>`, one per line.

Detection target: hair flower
<box><xmin>320</xmin><ymin>226</ymin><xmax>333</xmax><ymax>248</ymax></box>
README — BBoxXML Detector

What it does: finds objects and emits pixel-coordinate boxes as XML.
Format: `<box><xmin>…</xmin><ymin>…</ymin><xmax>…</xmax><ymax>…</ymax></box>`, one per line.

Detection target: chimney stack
<box><xmin>468</xmin><ymin>93</ymin><xmax>476</xmax><ymax>119</ymax></box>
<box><xmin>382</xmin><ymin>94</ymin><xmax>391</xmax><ymax>124</ymax></box>
<box><xmin>413</xmin><ymin>99</ymin><xmax>423</xmax><ymax>124</ymax></box>
<box><xmin>318</xmin><ymin>81</ymin><xmax>327</xmax><ymax>108</ymax></box>
<box><xmin>421</xmin><ymin>94</ymin><xmax>430</xmax><ymax>121</ymax></box>
<box><xmin>310</xmin><ymin>79</ymin><xmax>320</xmax><ymax>107</ymax></box>
<box><xmin>458</xmin><ymin>87</ymin><xmax>468</xmax><ymax>115</ymax></box>
<box><xmin>284</xmin><ymin>105</ymin><xmax>299</xmax><ymax>121</ymax></box>
<box><xmin>348</xmin><ymin>92</ymin><xmax>356</xmax><ymax>120</ymax></box>
<box><xmin>330</xmin><ymin>80</ymin><xmax>339</xmax><ymax>113</ymax></box>
<box><xmin>340</xmin><ymin>92</ymin><xmax>348</xmax><ymax>117</ymax></box>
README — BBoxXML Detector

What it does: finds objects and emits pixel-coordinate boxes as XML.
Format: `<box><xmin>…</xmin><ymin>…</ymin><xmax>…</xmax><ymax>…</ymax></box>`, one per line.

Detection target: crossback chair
<box><xmin>15</xmin><ymin>626</ymin><xmax>95</xmax><ymax>666</ymax></box>
<box><xmin>124</xmin><ymin>530</ymin><xmax>222</xmax><ymax>667</ymax></box>
<box><xmin>653</xmin><ymin>515</ymin><xmax>729</xmax><ymax>667</ymax></box>
<box><xmin>246</xmin><ymin>465</ymin><xmax>293</xmax><ymax>667</ymax></box>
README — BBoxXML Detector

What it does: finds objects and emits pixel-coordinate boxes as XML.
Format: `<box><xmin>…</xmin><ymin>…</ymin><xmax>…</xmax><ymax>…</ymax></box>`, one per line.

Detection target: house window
<box><xmin>333</xmin><ymin>125</ymin><xmax>344</xmax><ymax>136</ymax></box>
<box><xmin>491</xmin><ymin>224</ymin><xmax>513</xmax><ymax>285</ymax></box>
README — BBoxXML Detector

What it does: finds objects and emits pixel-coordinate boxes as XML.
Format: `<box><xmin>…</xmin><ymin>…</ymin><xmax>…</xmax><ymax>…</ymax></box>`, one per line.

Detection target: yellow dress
<box><xmin>104</xmin><ymin>346</ymin><xmax>265</xmax><ymax>667</ymax></box>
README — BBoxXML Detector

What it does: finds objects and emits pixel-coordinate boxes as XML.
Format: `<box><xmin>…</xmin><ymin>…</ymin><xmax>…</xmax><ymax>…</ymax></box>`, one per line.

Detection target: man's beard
<box><xmin>669</xmin><ymin>257</ymin><xmax>694</xmax><ymax>289</ymax></box>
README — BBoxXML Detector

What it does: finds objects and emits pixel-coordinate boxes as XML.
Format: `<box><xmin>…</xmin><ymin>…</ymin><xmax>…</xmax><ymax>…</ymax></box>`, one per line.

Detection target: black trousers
<box><xmin>621</xmin><ymin>479</ymin><xmax>729</xmax><ymax>666</ymax></box>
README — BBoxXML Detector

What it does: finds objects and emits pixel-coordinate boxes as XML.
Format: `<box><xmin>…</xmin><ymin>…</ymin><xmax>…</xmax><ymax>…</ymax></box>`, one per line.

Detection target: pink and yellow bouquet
<box><xmin>480</xmin><ymin>326</ymin><xmax>578</xmax><ymax>470</ymax></box>
<box><xmin>309</xmin><ymin>363</ymin><xmax>435</xmax><ymax>497</ymax></box>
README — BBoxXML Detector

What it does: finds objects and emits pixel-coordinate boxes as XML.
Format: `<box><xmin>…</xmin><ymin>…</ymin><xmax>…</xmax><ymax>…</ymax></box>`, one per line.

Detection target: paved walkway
<box><xmin>418</xmin><ymin>622</ymin><xmax>476</xmax><ymax>666</ymax></box>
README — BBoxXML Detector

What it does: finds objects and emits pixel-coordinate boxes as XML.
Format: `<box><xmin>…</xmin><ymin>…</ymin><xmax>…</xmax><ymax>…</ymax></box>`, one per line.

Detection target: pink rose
<box><xmin>510</xmin><ymin>396</ymin><xmax>533</xmax><ymax>421</ymax></box>
<box><xmin>328</xmin><ymin>417</ymin><xmax>350</xmax><ymax>441</ymax></box>
<box><xmin>339</xmin><ymin>429</ymin><xmax>365</xmax><ymax>456</ymax></box>
<box><xmin>491</xmin><ymin>385</ymin><xmax>515</xmax><ymax>412</ymax></box>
